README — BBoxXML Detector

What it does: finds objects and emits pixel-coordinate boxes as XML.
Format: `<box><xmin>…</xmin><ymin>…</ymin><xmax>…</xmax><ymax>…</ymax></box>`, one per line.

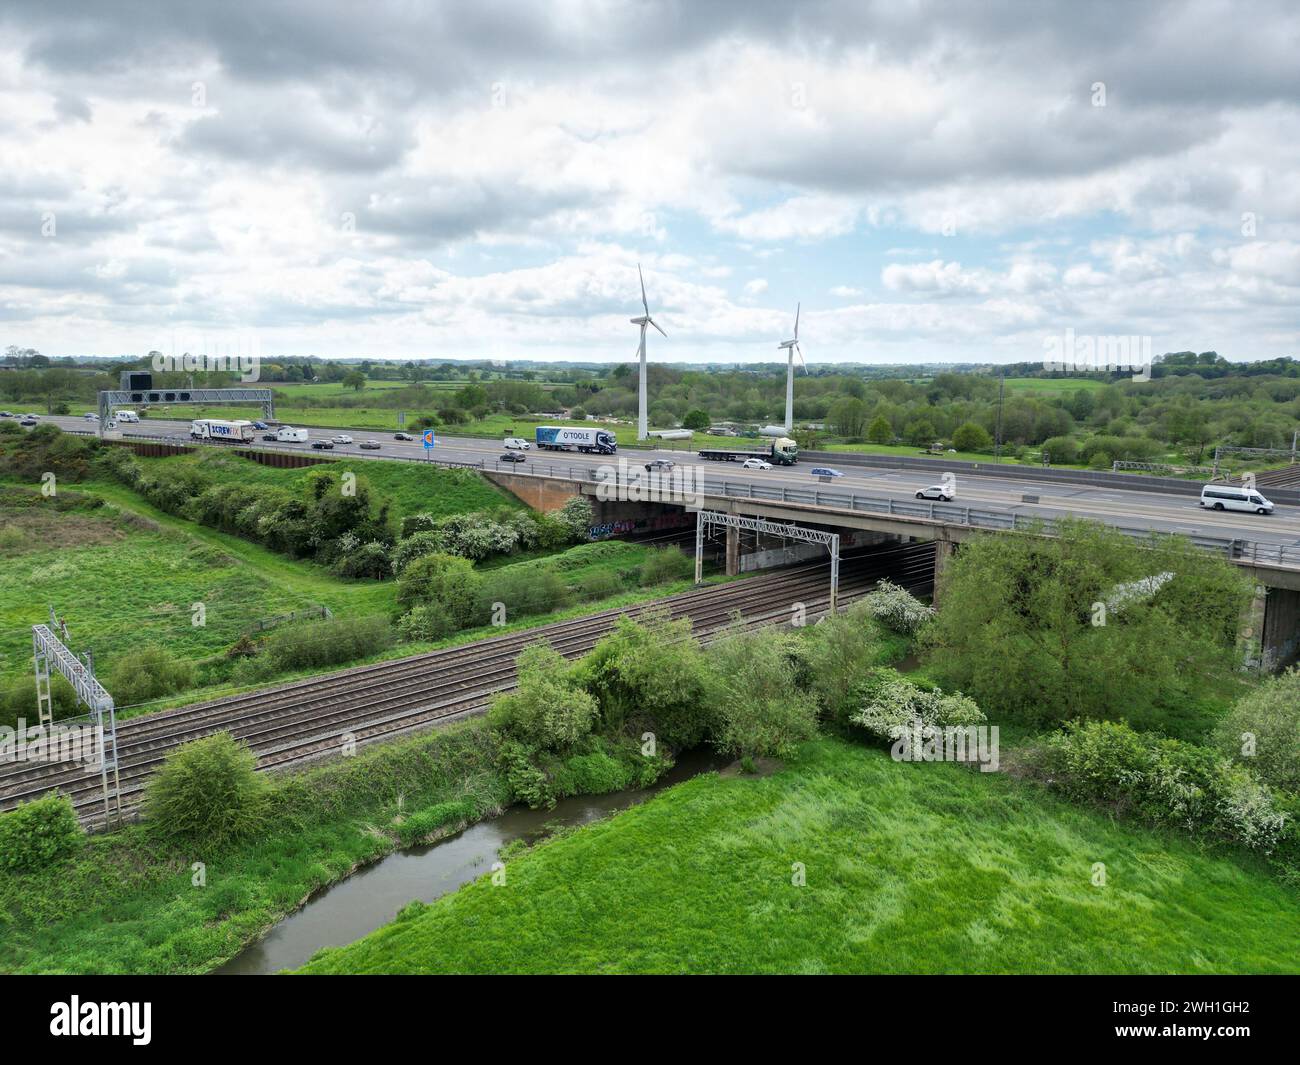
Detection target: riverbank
<box><xmin>300</xmin><ymin>737</ymin><xmax>1300</xmax><ymax>974</ymax></box>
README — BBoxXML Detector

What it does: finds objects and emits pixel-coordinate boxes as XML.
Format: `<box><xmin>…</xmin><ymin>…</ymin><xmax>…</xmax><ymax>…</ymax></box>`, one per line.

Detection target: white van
<box><xmin>503</xmin><ymin>437</ymin><xmax>530</xmax><ymax>450</ymax></box>
<box><xmin>115</xmin><ymin>410</ymin><xmax>140</xmax><ymax>423</ymax></box>
<box><xmin>276</xmin><ymin>426</ymin><xmax>309</xmax><ymax>443</ymax></box>
<box><xmin>1201</xmin><ymin>484</ymin><xmax>1274</xmax><ymax>514</ymax></box>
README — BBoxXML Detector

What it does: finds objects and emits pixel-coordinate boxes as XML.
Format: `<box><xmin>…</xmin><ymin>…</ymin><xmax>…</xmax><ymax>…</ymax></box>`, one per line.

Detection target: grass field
<box><xmin>300</xmin><ymin>737</ymin><xmax>1300</xmax><ymax>974</ymax></box>
<box><xmin>0</xmin><ymin>486</ymin><xmax>319</xmax><ymax>693</ymax></box>
<box><xmin>1002</xmin><ymin>377</ymin><xmax>1112</xmax><ymax>395</ymax></box>
<box><xmin>127</xmin><ymin>449</ymin><xmax>524</xmax><ymax>521</ymax></box>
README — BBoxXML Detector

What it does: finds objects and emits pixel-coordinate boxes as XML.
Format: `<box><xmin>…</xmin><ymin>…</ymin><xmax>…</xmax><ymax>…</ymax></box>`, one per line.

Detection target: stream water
<box><xmin>215</xmin><ymin>748</ymin><xmax>725</xmax><ymax>974</ymax></box>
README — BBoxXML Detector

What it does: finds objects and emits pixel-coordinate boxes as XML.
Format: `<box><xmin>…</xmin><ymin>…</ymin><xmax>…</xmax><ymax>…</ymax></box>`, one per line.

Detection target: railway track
<box><xmin>1</xmin><ymin>542</ymin><xmax>935</xmax><ymax>823</ymax></box>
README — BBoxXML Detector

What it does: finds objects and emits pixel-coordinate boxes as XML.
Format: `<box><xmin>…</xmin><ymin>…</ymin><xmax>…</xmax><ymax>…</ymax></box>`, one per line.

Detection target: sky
<box><xmin>1</xmin><ymin>0</ymin><xmax>1299</xmax><ymax>366</ymax></box>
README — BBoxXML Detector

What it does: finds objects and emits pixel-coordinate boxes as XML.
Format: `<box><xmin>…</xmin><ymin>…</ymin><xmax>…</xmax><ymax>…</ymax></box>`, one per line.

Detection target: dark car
<box><xmin>359</xmin><ymin>440</ymin><xmax>382</xmax><ymax>450</ymax></box>
<box><xmin>20</xmin><ymin>418</ymin><xmax>38</xmax><ymax>427</ymax></box>
<box><xmin>311</xmin><ymin>440</ymin><xmax>335</xmax><ymax>450</ymax></box>
<box><xmin>644</xmin><ymin>458</ymin><xmax>676</xmax><ymax>472</ymax></box>
<box><xmin>262</xmin><ymin>432</ymin><xmax>279</xmax><ymax>441</ymax></box>
<box><xmin>394</xmin><ymin>432</ymin><xmax>414</xmax><ymax>441</ymax></box>
<box><xmin>0</xmin><ymin>411</ymin><xmax>12</xmax><ymax>418</ymax></box>
<box><xmin>500</xmin><ymin>452</ymin><xmax>526</xmax><ymax>463</ymax></box>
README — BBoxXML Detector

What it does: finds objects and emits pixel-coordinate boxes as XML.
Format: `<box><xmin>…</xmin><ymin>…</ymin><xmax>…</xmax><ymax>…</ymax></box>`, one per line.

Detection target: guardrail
<box><xmin>90</xmin><ymin>429</ymin><xmax>1300</xmax><ymax>572</ymax></box>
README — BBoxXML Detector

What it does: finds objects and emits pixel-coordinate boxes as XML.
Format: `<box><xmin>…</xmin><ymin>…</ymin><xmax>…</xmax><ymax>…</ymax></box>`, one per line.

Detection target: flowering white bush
<box><xmin>861</xmin><ymin>580</ymin><xmax>934</xmax><ymax>635</ymax></box>
<box><xmin>852</xmin><ymin>669</ymin><xmax>985</xmax><ymax>745</ymax></box>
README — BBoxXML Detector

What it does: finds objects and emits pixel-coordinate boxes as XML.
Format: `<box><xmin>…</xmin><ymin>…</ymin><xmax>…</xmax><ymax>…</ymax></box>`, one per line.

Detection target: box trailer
<box><xmin>190</xmin><ymin>418</ymin><xmax>255</xmax><ymax>443</ymax></box>
<box><xmin>535</xmin><ymin>426</ymin><xmax>618</xmax><ymax>454</ymax></box>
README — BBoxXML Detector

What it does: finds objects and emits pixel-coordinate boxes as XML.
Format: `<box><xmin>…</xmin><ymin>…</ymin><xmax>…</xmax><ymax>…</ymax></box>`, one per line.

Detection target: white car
<box><xmin>503</xmin><ymin>437</ymin><xmax>531</xmax><ymax>449</ymax></box>
<box><xmin>916</xmin><ymin>484</ymin><xmax>955</xmax><ymax>502</ymax></box>
<box><xmin>741</xmin><ymin>458</ymin><xmax>772</xmax><ymax>470</ymax></box>
<box><xmin>84</xmin><ymin>412</ymin><xmax>99</xmax><ymax>420</ymax></box>
<box><xmin>332</xmin><ymin>434</ymin><xmax>353</xmax><ymax>444</ymax></box>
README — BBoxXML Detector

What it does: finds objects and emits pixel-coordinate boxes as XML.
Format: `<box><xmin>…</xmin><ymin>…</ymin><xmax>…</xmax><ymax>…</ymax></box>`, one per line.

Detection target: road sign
<box><xmin>397</xmin><ymin>411</ymin><xmax>405</xmax><ymax>425</ymax></box>
<box><xmin>422</xmin><ymin>429</ymin><xmax>436</xmax><ymax>449</ymax></box>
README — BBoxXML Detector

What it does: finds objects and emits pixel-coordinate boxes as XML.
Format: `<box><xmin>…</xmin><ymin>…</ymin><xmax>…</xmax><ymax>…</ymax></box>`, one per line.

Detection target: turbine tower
<box><xmin>778</xmin><ymin>302</ymin><xmax>805</xmax><ymax>433</ymax></box>
<box><xmin>630</xmin><ymin>263</ymin><xmax>666</xmax><ymax>440</ymax></box>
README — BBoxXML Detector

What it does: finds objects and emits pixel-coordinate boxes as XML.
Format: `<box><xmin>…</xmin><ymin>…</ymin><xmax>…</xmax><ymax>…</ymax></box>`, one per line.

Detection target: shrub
<box><xmin>396</xmin><ymin>552</ymin><xmax>482</xmax><ymax>625</ymax></box>
<box><xmin>478</xmin><ymin>566</ymin><xmax>571</xmax><ymax>622</ymax></box>
<box><xmin>860</xmin><ymin>579</ymin><xmax>934</xmax><ymax>635</ymax></box>
<box><xmin>952</xmin><ymin>422</ymin><xmax>992</xmax><ymax>452</ymax></box>
<box><xmin>106</xmin><ymin>645</ymin><xmax>196</xmax><ymax>707</ymax></box>
<box><xmin>576</xmin><ymin>569</ymin><xmax>623</xmax><ymax>602</ymax></box>
<box><xmin>551</xmin><ymin>496</ymin><xmax>594</xmax><ymax>541</ymax></box>
<box><xmin>576</xmin><ymin>610</ymin><xmax>716</xmax><ymax>748</ymax></box>
<box><xmin>396</xmin><ymin>604</ymin><xmax>458</xmax><ymax>642</ymax></box>
<box><xmin>851</xmin><ymin>669</ymin><xmax>986</xmax><ymax>748</ymax></box>
<box><xmin>488</xmin><ymin>642</ymin><xmax>598</xmax><ymax>752</ymax></box>
<box><xmin>0</xmin><ymin>793</ymin><xmax>83</xmax><ymax>872</ymax></box>
<box><xmin>1211</xmin><ymin>669</ymin><xmax>1300</xmax><ymax>791</ymax></box>
<box><xmin>1022</xmin><ymin>720</ymin><xmax>1289</xmax><ymax>855</ymax></box>
<box><xmin>262</xmin><ymin>615</ymin><xmax>393</xmax><ymax>671</ymax></box>
<box><xmin>390</xmin><ymin>530</ymin><xmax>444</xmax><ymax>574</ymax></box>
<box><xmin>794</xmin><ymin>603</ymin><xmax>902</xmax><ymax>725</ymax></box>
<box><xmin>638</xmin><ymin>546</ymin><xmax>693</xmax><ymax>586</ymax></box>
<box><xmin>557</xmin><ymin>751</ymin><xmax>632</xmax><ymax>795</ymax></box>
<box><xmin>144</xmin><ymin>732</ymin><xmax>268</xmax><ymax>849</ymax></box>
<box><xmin>330</xmin><ymin>539</ymin><xmax>391</xmax><ymax>579</ymax></box>
<box><xmin>1040</xmin><ymin>435</ymin><xmax>1079</xmax><ymax>465</ymax></box>
<box><xmin>708</xmin><ymin>626</ymin><xmax>819</xmax><ymax>759</ymax></box>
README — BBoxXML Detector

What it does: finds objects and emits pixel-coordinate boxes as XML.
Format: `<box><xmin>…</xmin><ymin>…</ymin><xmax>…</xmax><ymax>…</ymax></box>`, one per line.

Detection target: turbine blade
<box><xmin>649</xmin><ymin>317</ymin><xmax>667</xmax><ymax>338</ymax></box>
<box><xmin>794</xmin><ymin>302</ymin><xmax>800</xmax><ymax>340</ymax></box>
<box><xmin>638</xmin><ymin>263</ymin><xmax>649</xmax><ymax>316</ymax></box>
<box><xmin>796</xmin><ymin>342</ymin><xmax>807</xmax><ymax>372</ymax></box>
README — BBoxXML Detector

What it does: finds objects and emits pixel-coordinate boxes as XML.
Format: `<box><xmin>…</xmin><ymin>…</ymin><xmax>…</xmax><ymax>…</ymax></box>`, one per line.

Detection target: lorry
<box><xmin>697</xmin><ymin>436</ymin><xmax>799</xmax><ymax>465</ymax></box>
<box><xmin>190</xmin><ymin>418</ymin><xmax>255</xmax><ymax>443</ymax></box>
<box><xmin>535</xmin><ymin>425</ymin><xmax>618</xmax><ymax>454</ymax></box>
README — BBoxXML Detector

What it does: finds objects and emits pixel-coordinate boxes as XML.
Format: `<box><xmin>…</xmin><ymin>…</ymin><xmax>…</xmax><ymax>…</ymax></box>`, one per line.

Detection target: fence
<box><xmin>248</xmin><ymin>605</ymin><xmax>333</xmax><ymax>633</ymax></box>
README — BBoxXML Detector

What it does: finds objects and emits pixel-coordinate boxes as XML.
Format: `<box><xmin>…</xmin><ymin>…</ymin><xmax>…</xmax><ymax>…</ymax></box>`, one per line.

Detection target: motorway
<box><xmin>27</xmin><ymin>413</ymin><xmax>1300</xmax><ymax>556</ymax></box>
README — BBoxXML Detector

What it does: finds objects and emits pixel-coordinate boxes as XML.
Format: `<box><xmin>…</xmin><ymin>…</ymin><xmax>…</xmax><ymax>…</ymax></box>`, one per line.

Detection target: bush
<box><xmin>329</xmin><ymin>539</ymin><xmax>391</xmax><ymax>579</ymax></box>
<box><xmin>106</xmin><ymin>645</ymin><xmax>196</xmax><ymax>707</ymax></box>
<box><xmin>638</xmin><ymin>546</ymin><xmax>693</xmax><ymax>586</ymax></box>
<box><xmin>478</xmin><ymin>566</ymin><xmax>572</xmax><ymax>622</ymax></box>
<box><xmin>576</xmin><ymin>569</ymin><xmax>623</xmax><ymax>601</ymax></box>
<box><xmin>708</xmin><ymin>626</ymin><xmax>819</xmax><ymax>759</ymax></box>
<box><xmin>1211</xmin><ymin>669</ymin><xmax>1300</xmax><ymax>791</ymax></box>
<box><xmin>390</xmin><ymin>531</ymin><xmax>444</xmax><ymax>574</ymax></box>
<box><xmin>860</xmin><ymin>579</ymin><xmax>934</xmax><ymax>635</ymax></box>
<box><xmin>551</xmin><ymin>495</ymin><xmax>593</xmax><ymax>541</ymax></box>
<box><xmin>794</xmin><ymin>603</ymin><xmax>902</xmax><ymax>726</ymax></box>
<box><xmin>0</xmin><ymin>793</ymin><xmax>83</xmax><ymax>872</ymax></box>
<box><xmin>262</xmin><ymin>615</ymin><xmax>393</xmax><ymax>671</ymax></box>
<box><xmin>576</xmin><ymin>611</ymin><xmax>716</xmax><ymax>748</ymax></box>
<box><xmin>1040</xmin><ymin>435</ymin><xmax>1079</xmax><ymax>465</ymax></box>
<box><xmin>1022</xmin><ymin>720</ymin><xmax>1289</xmax><ymax>856</ymax></box>
<box><xmin>851</xmin><ymin>669</ymin><xmax>986</xmax><ymax>748</ymax></box>
<box><xmin>488</xmin><ymin>642</ymin><xmax>598</xmax><ymax>752</ymax></box>
<box><xmin>952</xmin><ymin>422</ymin><xmax>992</xmax><ymax>452</ymax></box>
<box><xmin>397</xmin><ymin>552</ymin><xmax>482</xmax><ymax>625</ymax></box>
<box><xmin>144</xmin><ymin>732</ymin><xmax>268</xmax><ymax>849</ymax></box>
<box><xmin>556</xmin><ymin>750</ymin><xmax>632</xmax><ymax>795</ymax></box>
<box><xmin>396</xmin><ymin>604</ymin><xmax>458</xmax><ymax>642</ymax></box>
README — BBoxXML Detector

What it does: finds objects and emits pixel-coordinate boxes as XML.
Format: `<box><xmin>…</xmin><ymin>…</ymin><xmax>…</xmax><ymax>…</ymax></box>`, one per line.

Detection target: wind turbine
<box><xmin>630</xmin><ymin>263</ymin><xmax>666</xmax><ymax>440</ymax></box>
<box><xmin>778</xmin><ymin>302</ymin><xmax>805</xmax><ymax>433</ymax></box>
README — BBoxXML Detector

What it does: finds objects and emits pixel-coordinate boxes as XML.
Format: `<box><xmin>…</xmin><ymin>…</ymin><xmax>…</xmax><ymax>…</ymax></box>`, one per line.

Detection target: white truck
<box><xmin>114</xmin><ymin>410</ymin><xmax>141</xmax><ymax>424</ymax></box>
<box><xmin>190</xmin><ymin>418</ymin><xmax>255</xmax><ymax>443</ymax></box>
<box><xmin>276</xmin><ymin>426</ymin><xmax>309</xmax><ymax>443</ymax></box>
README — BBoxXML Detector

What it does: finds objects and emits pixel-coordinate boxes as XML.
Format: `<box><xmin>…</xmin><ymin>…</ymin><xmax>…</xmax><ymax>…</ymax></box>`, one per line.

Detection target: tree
<box><xmin>866</xmin><ymin>414</ymin><xmax>893</xmax><ymax>444</ymax></box>
<box><xmin>144</xmin><ymin>732</ymin><xmax>267</xmax><ymax>849</ymax></box>
<box><xmin>921</xmin><ymin>519</ymin><xmax>1253</xmax><ymax>726</ymax></box>
<box><xmin>829</xmin><ymin>396</ymin><xmax>868</xmax><ymax>439</ymax></box>
<box><xmin>342</xmin><ymin>370</ymin><xmax>367</xmax><ymax>392</ymax></box>
<box><xmin>952</xmin><ymin>421</ymin><xmax>992</xmax><ymax>452</ymax></box>
<box><xmin>683</xmin><ymin>408</ymin><xmax>710</xmax><ymax>431</ymax></box>
<box><xmin>396</xmin><ymin>552</ymin><xmax>483</xmax><ymax>627</ymax></box>
<box><xmin>708</xmin><ymin>626</ymin><xmax>819</xmax><ymax>759</ymax></box>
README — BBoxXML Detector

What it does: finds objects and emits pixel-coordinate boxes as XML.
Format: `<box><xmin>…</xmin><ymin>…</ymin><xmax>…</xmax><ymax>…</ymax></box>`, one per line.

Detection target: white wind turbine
<box><xmin>778</xmin><ymin>302</ymin><xmax>805</xmax><ymax>433</ymax></box>
<box><xmin>630</xmin><ymin>263</ymin><xmax>666</xmax><ymax>440</ymax></box>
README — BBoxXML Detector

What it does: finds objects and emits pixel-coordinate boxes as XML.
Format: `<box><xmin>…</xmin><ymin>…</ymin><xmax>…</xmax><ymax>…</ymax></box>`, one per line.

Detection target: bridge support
<box><xmin>932</xmin><ymin>537</ymin><xmax>956</xmax><ymax>605</ymax></box>
<box><xmin>1241</xmin><ymin>585</ymin><xmax>1300</xmax><ymax>673</ymax></box>
<box><xmin>725</xmin><ymin>526</ymin><xmax>740</xmax><ymax>577</ymax></box>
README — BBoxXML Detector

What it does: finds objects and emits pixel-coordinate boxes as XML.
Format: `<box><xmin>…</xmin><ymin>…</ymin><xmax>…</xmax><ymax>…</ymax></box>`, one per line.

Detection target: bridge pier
<box><xmin>725</xmin><ymin>525</ymin><xmax>740</xmax><ymax>576</ymax></box>
<box><xmin>1241</xmin><ymin>585</ymin><xmax>1300</xmax><ymax>673</ymax></box>
<box><xmin>932</xmin><ymin>537</ymin><xmax>956</xmax><ymax>605</ymax></box>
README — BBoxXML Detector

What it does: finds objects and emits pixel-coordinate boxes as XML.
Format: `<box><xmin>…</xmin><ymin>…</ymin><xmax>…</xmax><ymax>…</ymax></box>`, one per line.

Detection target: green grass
<box><xmin>1002</xmin><ymin>377</ymin><xmax>1111</xmax><ymax>395</ymax></box>
<box><xmin>0</xmin><ymin>719</ymin><xmax>509</xmax><ymax>974</ymax></box>
<box><xmin>300</xmin><ymin>737</ymin><xmax>1300</xmax><ymax>974</ymax></box>
<box><xmin>0</xmin><ymin>486</ymin><xmax>320</xmax><ymax>691</ymax></box>
<box><xmin>127</xmin><ymin>449</ymin><xmax>523</xmax><ymax>522</ymax></box>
